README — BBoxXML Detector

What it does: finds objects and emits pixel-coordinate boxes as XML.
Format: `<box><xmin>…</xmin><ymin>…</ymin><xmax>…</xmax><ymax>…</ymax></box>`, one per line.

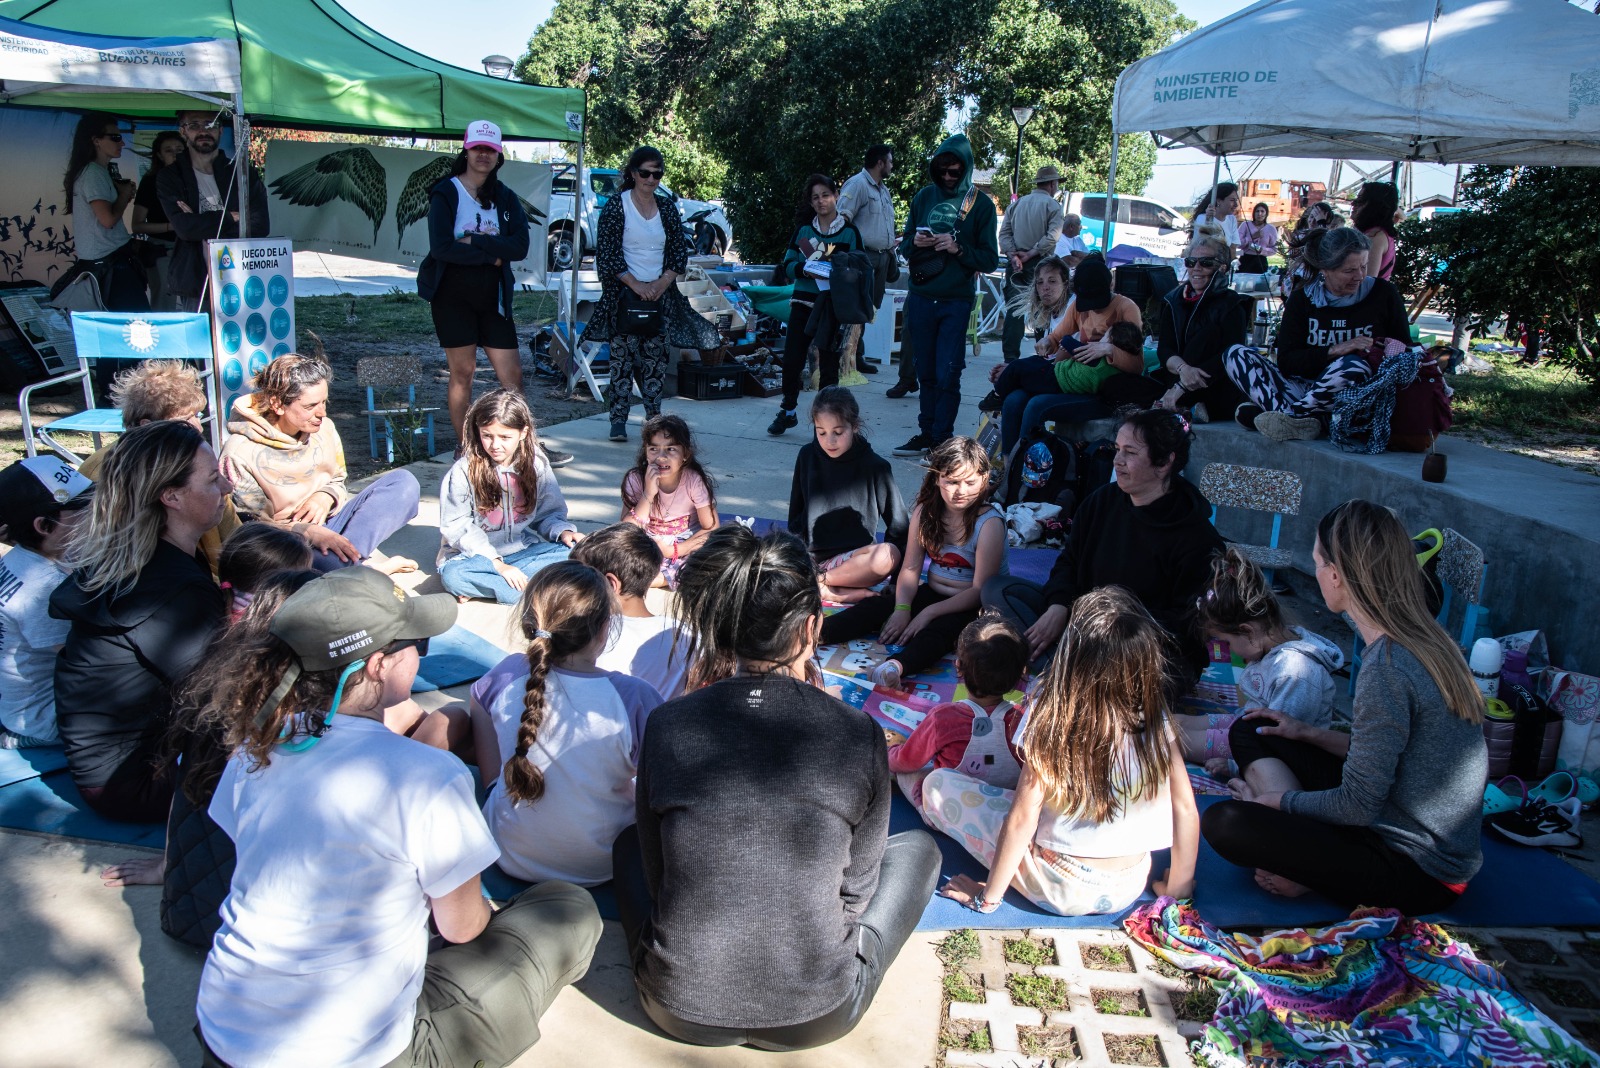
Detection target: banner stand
<box><xmin>206</xmin><ymin>237</ymin><xmax>296</xmax><ymax>434</ymax></box>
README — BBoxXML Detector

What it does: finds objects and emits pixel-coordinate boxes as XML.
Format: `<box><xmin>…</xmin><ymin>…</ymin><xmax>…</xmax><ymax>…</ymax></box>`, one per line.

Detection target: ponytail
<box><xmin>674</xmin><ymin>527</ymin><xmax>820</xmax><ymax>688</ymax></box>
<box><xmin>500</xmin><ymin>561</ymin><xmax>613</xmax><ymax>803</ymax></box>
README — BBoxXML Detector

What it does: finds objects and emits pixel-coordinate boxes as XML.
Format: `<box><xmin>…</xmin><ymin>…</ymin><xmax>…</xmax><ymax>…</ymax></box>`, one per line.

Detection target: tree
<box><xmin>1397</xmin><ymin>166</ymin><xmax>1600</xmax><ymax>391</ymax></box>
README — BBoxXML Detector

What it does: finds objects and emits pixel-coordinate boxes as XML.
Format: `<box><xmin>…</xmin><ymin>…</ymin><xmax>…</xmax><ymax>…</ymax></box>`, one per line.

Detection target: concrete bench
<box><xmin>1043</xmin><ymin>416</ymin><xmax>1599</xmax><ymax>677</ymax></box>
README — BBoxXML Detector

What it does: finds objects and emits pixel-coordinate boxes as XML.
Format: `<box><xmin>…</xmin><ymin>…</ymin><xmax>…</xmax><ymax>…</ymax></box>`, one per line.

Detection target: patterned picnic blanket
<box><xmin>1125</xmin><ymin>897</ymin><xmax>1599</xmax><ymax>1068</ymax></box>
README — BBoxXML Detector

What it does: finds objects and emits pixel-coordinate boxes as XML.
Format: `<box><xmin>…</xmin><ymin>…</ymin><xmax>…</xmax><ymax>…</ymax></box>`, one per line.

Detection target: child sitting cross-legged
<box><xmin>887</xmin><ymin>611</ymin><xmax>1029</xmax><ymax>811</ymax></box>
<box><xmin>472</xmin><ymin>561</ymin><xmax>662</xmax><ymax>886</ymax></box>
<box><xmin>620</xmin><ymin>414</ymin><xmax>720</xmax><ymax>589</ymax></box>
<box><xmin>570</xmin><ymin>522</ymin><xmax>691</xmax><ymax>700</ymax></box>
<box><xmin>934</xmin><ymin>587</ymin><xmax>1199</xmax><ymax>917</ymax></box>
<box><xmin>1178</xmin><ymin>547</ymin><xmax>1345</xmax><ymax>778</ymax></box>
<box><xmin>820</xmin><ymin>436</ymin><xmax>1008</xmax><ymax>690</ymax></box>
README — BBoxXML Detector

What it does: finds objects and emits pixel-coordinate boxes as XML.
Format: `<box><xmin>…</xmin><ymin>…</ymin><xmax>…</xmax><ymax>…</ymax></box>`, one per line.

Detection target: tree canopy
<box><xmin>1396</xmin><ymin>166</ymin><xmax>1600</xmax><ymax>391</ymax></box>
<box><xmin>517</xmin><ymin>0</ymin><xmax>1191</xmax><ymax>261</ymax></box>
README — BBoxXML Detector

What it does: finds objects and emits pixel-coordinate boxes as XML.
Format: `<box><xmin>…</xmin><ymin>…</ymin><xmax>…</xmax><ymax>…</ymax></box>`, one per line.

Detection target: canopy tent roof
<box><xmin>0</xmin><ymin>0</ymin><xmax>584</xmax><ymax>142</ymax></box>
<box><xmin>0</xmin><ymin>16</ymin><xmax>241</xmax><ymax>111</ymax></box>
<box><xmin>1113</xmin><ymin>0</ymin><xmax>1600</xmax><ymax>166</ymax></box>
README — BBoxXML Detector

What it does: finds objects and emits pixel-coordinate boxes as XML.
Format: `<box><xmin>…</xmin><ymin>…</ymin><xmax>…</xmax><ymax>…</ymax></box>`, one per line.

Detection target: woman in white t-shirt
<box><xmin>60</xmin><ymin>112</ymin><xmax>149</xmax><ymax>321</ymax></box>
<box><xmin>191</xmin><ymin>566</ymin><xmax>600</xmax><ymax>1068</ymax></box>
<box><xmin>592</xmin><ymin>146</ymin><xmax>720</xmax><ymax>443</ymax></box>
<box><xmin>416</xmin><ymin>119</ymin><xmax>532</xmax><ymax>446</ymax></box>
<box><xmin>1191</xmin><ymin>182</ymin><xmax>1241</xmax><ymax>263</ymax></box>
<box><xmin>930</xmin><ymin>586</ymin><xmax>1199</xmax><ymax>917</ymax></box>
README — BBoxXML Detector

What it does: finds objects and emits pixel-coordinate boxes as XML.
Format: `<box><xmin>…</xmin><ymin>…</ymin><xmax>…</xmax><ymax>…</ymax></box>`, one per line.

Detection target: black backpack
<box><xmin>1072</xmin><ymin>437</ymin><xmax>1117</xmax><ymax>511</ymax></box>
<box><xmin>1001</xmin><ymin>427</ymin><xmax>1078</xmax><ymax>509</ymax></box>
<box><xmin>828</xmin><ymin>249</ymin><xmax>877</xmax><ymax>324</ymax></box>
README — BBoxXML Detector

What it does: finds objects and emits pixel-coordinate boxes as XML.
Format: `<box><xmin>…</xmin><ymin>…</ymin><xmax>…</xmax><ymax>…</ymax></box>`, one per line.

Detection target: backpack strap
<box><xmin>956</xmin><ymin>186</ymin><xmax>979</xmax><ymax>223</ymax></box>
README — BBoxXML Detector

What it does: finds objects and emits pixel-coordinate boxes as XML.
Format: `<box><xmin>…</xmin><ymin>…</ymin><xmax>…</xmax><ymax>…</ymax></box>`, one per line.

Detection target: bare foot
<box><xmin>1227</xmin><ymin>777</ymin><xmax>1257</xmax><ymax>801</ymax></box>
<box><xmin>456</xmin><ymin>594</ymin><xmax>473</xmax><ymax>604</ymax></box>
<box><xmin>373</xmin><ymin>555</ymin><xmax>419</xmax><ymax>576</ymax></box>
<box><xmin>1204</xmin><ymin>757</ymin><xmax>1233</xmax><ymax>779</ymax></box>
<box><xmin>1254</xmin><ymin>869</ymin><xmax>1312</xmax><ymax>898</ymax></box>
<box><xmin>102</xmin><ymin>855</ymin><xmax>165</xmax><ymax>886</ymax></box>
<box><xmin>869</xmin><ymin>659</ymin><xmax>903</xmax><ymax>691</ymax></box>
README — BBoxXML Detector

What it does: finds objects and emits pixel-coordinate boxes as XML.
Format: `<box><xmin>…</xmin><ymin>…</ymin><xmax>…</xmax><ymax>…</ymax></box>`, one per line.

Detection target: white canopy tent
<box><xmin>1104</xmin><ymin>0</ymin><xmax>1600</xmax><ymax>242</ymax></box>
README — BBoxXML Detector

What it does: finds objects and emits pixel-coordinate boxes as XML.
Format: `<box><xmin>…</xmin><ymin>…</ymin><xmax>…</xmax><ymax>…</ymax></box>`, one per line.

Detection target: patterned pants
<box><xmin>1223</xmin><ymin>344</ymin><xmax>1373</xmax><ymax>416</ymax></box>
<box><xmin>606</xmin><ymin>332</ymin><xmax>668</xmax><ymax>424</ymax></box>
<box><xmin>921</xmin><ymin>768</ymin><xmax>1151</xmax><ymax>916</ymax></box>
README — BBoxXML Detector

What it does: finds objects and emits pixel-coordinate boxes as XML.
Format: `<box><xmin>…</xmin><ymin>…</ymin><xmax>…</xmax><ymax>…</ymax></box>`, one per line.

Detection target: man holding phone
<box><xmin>891</xmin><ymin>134</ymin><xmax>998</xmax><ymax>457</ymax></box>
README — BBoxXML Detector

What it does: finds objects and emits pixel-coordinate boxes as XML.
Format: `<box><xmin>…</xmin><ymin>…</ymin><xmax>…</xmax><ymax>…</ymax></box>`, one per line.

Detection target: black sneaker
<box><xmin>609</xmin><ymin>421</ymin><xmax>628</xmax><ymax>442</ymax></box>
<box><xmin>858</xmin><ymin>359</ymin><xmax>880</xmax><ymax>375</ymax></box>
<box><xmin>1234</xmin><ymin>402</ymin><xmax>1265</xmax><ymax>431</ymax></box>
<box><xmin>539</xmin><ymin>442</ymin><xmax>573</xmax><ymax>468</ymax></box>
<box><xmin>886</xmin><ymin>382</ymin><xmax>919</xmax><ymax>399</ymax></box>
<box><xmin>767</xmin><ymin>408</ymin><xmax>798</xmax><ymax>435</ymax></box>
<box><xmin>978</xmin><ymin>390</ymin><xmax>1003</xmax><ymax>414</ymax></box>
<box><xmin>1489</xmin><ymin>796</ymin><xmax>1582</xmax><ymax>848</ymax></box>
<box><xmin>892</xmin><ymin>434</ymin><xmax>933</xmax><ymax>457</ymax></box>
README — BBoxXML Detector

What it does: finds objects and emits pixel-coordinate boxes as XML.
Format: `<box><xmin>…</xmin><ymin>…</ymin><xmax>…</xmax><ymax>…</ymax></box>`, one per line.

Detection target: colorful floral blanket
<box><xmin>1125</xmin><ymin>897</ymin><xmax>1599</xmax><ymax>1067</ymax></box>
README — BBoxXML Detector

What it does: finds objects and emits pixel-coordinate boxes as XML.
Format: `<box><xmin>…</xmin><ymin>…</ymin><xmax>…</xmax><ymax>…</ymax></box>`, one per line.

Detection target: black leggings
<box><xmin>612</xmin><ymin>826</ymin><xmax>940</xmax><ymax>1051</ymax></box>
<box><xmin>1203</xmin><ymin>720</ymin><xmax>1462</xmax><ymax>915</ymax></box>
<box><xmin>819</xmin><ymin>583</ymin><xmax>975</xmax><ymax>678</ymax></box>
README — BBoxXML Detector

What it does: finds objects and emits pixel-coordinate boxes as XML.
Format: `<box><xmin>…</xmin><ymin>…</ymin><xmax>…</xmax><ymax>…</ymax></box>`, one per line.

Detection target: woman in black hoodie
<box><xmin>1151</xmin><ymin>229</ymin><xmax>1253</xmax><ymax>422</ymax></box>
<box><xmin>50</xmin><ymin>421</ymin><xmax>227</xmax><ymax>822</ymax></box>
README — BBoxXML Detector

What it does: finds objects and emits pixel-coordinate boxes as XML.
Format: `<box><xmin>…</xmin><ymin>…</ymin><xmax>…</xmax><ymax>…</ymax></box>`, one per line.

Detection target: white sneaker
<box><xmin>1255</xmin><ymin>411</ymin><xmax>1323</xmax><ymax>442</ymax></box>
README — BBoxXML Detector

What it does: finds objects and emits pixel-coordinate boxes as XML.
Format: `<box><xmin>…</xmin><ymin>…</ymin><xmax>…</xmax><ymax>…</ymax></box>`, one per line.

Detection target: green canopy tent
<box><xmin>2</xmin><ymin>0</ymin><xmax>588</xmax><ymax>319</ymax></box>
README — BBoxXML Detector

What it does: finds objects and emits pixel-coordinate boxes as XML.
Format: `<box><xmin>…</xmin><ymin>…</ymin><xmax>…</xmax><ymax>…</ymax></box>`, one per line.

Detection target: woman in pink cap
<box><xmin>417</xmin><ymin>119</ymin><xmax>533</xmax><ymax>446</ymax></box>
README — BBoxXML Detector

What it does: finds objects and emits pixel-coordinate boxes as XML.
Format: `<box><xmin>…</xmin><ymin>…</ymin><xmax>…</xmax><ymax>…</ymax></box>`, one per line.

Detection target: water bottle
<box><xmin>1470</xmin><ymin>638</ymin><xmax>1504</xmax><ymax>701</ymax></box>
<box><xmin>1499</xmin><ymin>648</ymin><xmax>1534</xmax><ymax>700</ymax></box>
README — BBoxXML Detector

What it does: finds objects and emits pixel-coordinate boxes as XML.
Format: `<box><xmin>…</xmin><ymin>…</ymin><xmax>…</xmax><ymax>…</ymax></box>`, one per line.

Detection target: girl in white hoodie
<box><xmin>439</xmin><ymin>390</ymin><xmax>583</xmax><ymax>603</ymax></box>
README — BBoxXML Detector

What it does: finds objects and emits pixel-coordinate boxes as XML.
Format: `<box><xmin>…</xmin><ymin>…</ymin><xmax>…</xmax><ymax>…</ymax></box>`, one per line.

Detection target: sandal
<box><xmin>1529</xmin><ymin>770</ymin><xmax>1578</xmax><ymax>806</ymax></box>
<box><xmin>1482</xmin><ymin>775</ymin><xmax>1527</xmax><ymax>817</ymax></box>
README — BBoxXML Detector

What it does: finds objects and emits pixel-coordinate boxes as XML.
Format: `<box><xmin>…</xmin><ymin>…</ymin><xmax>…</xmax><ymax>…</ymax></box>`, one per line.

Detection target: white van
<box><xmin>1062</xmin><ymin>192</ymin><xmax>1191</xmax><ymax>259</ymax></box>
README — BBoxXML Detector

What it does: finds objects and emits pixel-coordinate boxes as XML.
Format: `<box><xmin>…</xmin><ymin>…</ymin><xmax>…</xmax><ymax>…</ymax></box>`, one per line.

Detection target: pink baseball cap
<box><xmin>465</xmin><ymin>119</ymin><xmax>502</xmax><ymax>152</ymax></box>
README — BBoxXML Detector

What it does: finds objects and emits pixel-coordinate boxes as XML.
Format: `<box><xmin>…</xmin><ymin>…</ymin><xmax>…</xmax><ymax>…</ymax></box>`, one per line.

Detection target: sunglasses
<box><xmin>636</xmin><ymin>169</ymin><xmax>664</xmax><ymax>180</ymax></box>
<box><xmin>936</xmin><ymin>165</ymin><xmax>964</xmax><ymax>177</ymax></box>
<box><xmin>97</xmin><ymin>132</ymin><xmax>124</xmax><ymax>142</ymax></box>
<box><xmin>389</xmin><ymin>637</ymin><xmax>431</xmax><ymax>657</ymax></box>
<box><xmin>1183</xmin><ymin>257</ymin><xmax>1221</xmax><ymax>269</ymax></box>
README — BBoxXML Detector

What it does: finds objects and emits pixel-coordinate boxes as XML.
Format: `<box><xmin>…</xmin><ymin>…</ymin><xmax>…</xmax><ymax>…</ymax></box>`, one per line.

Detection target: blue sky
<box><xmin>341</xmin><ymin>0</ymin><xmax>1458</xmax><ymax>208</ymax></box>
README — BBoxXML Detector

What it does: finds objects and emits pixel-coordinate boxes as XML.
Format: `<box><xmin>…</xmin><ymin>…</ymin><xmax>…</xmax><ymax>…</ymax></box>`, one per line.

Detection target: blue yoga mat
<box><xmin>0</xmin><ymin>744</ymin><xmax>69</xmax><ymax>788</ymax></box>
<box><xmin>0</xmin><ymin>771</ymin><xmax>165</xmax><ymax>847</ymax></box>
<box><xmin>412</xmin><ymin>625</ymin><xmax>512</xmax><ymax>693</ymax></box>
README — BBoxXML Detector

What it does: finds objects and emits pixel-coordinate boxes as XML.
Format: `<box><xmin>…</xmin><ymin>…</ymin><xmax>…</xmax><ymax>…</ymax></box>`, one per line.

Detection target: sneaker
<box><xmin>1255</xmin><ymin>411</ymin><xmax>1323</xmax><ymax>443</ymax></box>
<box><xmin>767</xmin><ymin>408</ymin><xmax>798</xmax><ymax>435</ymax></box>
<box><xmin>1190</xmin><ymin>402</ymin><xmax>1211</xmax><ymax>425</ymax></box>
<box><xmin>539</xmin><ymin>442</ymin><xmax>573</xmax><ymax>468</ymax></box>
<box><xmin>858</xmin><ymin>359</ymin><xmax>880</xmax><ymax>375</ymax></box>
<box><xmin>977</xmin><ymin>390</ymin><xmax>1003</xmax><ymax>414</ymax></box>
<box><xmin>886</xmin><ymin>382</ymin><xmax>919</xmax><ymax>399</ymax></box>
<box><xmin>892</xmin><ymin>434</ymin><xmax>933</xmax><ymax>457</ymax></box>
<box><xmin>1234</xmin><ymin>402</ymin><xmax>1264</xmax><ymax>431</ymax></box>
<box><xmin>609</xmin><ymin>421</ymin><xmax>628</xmax><ymax>442</ymax></box>
<box><xmin>1488</xmin><ymin>796</ymin><xmax>1583</xmax><ymax>849</ymax></box>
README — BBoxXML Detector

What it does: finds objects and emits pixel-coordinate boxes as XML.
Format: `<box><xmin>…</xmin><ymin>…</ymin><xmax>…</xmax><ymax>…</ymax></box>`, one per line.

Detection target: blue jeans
<box><xmin>312</xmin><ymin>469</ymin><xmax>422</xmax><ymax>572</ymax></box>
<box><xmin>905</xmin><ymin>292</ymin><xmax>972</xmax><ymax>443</ymax></box>
<box><xmin>439</xmin><ymin>540</ymin><xmax>572</xmax><ymax>603</ymax></box>
<box><xmin>1000</xmin><ymin>389</ymin><xmax>1108</xmax><ymax>456</ymax></box>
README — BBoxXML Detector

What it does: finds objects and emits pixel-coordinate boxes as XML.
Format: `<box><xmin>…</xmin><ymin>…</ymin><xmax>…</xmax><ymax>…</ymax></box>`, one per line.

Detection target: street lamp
<box><xmin>1010</xmin><ymin>105</ymin><xmax>1036</xmax><ymax>202</ymax></box>
<box><xmin>481</xmin><ymin>54</ymin><xmax>515</xmax><ymax>80</ymax></box>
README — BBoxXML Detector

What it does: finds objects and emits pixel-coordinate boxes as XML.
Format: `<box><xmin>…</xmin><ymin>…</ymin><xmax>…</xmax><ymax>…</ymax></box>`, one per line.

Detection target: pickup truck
<box><xmin>546</xmin><ymin>165</ymin><xmax>734</xmax><ymax>271</ymax></box>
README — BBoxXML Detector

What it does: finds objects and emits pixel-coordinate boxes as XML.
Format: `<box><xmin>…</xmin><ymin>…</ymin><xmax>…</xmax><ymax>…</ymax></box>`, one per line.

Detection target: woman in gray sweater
<box><xmin>1202</xmin><ymin>500</ymin><xmax>1487</xmax><ymax>915</ymax></box>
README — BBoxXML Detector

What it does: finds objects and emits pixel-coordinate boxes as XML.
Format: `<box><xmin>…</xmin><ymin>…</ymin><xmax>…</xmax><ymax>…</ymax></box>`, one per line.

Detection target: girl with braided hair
<box><xmin>473</xmin><ymin>560</ymin><xmax>663</xmax><ymax>886</ymax></box>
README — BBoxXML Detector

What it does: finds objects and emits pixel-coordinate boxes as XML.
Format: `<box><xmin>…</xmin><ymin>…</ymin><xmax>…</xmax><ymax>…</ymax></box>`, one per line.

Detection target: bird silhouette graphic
<box><xmin>394</xmin><ymin>155</ymin><xmax>549</xmax><ymax>242</ymax></box>
<box><xmin>269</xmin><ymin>147</ymin><xmax>388</xmax><ymax>241</ymax></box>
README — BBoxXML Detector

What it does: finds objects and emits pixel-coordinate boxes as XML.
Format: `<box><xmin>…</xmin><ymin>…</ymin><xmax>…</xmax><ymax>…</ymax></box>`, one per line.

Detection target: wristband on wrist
<box><xmin>894</xmin><ymin>603</ymin><xmax>912</xmax><ymax>612</ymax></box>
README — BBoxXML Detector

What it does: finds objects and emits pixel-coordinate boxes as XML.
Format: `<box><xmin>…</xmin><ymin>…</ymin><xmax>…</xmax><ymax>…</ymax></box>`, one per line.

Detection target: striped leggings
<box><xmin>1223</xmin><ymin>344</ymin><xmax>1372</xmax><ymax>416</ymax></box>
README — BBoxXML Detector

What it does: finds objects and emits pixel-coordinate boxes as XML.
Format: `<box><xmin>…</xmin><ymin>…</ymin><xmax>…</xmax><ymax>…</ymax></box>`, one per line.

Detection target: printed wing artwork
<box><xmin>268</xmin><ymin>148</ymin><xmax>388</xmax><ymax>242</ymax></box>
<box><xmin>394</xmin><ymin>156</ymin><xmax>548</xmax><ymax>242</ymax></box>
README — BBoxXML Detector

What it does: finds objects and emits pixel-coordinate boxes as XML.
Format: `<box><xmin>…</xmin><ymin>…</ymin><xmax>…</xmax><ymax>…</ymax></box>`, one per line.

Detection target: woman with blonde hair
<box><xmin>1202</xmin><ymin>499</ymin><xmax>1487</xmax><ymax>915</ymax></box>
<box><xmin>50</xmin><ymin>420</ymin><xmax>229</xmax><ymax>821</ymax></box>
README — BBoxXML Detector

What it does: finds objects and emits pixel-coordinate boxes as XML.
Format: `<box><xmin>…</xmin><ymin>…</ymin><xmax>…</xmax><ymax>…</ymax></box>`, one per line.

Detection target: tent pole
<box><xmin>1102</xmin><ymin>134</ymin><xmax>1119</xmax><ymax>250</ymax></box>
<box><xmin>1209</xmin><ymin>151</ymin><xmax>1221</xmax><ymax>212</ymax></box>
<box><xmin>233</xmin><ymin>93</ymin><xmax>249</xmax><ymax>238</ymax></box>
<box><xmin>570</xmin><ymin>103</ymin><xmax>586</xmax><ymax>332</ymax></box>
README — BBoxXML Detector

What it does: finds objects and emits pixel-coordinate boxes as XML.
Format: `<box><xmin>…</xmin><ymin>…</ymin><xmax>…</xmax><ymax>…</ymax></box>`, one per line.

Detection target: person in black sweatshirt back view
<box><xmin>612</xmin><ymin>526</ymin><xmax>941</xmax><ymax>1051</ymax></box>
<box><xmin>788</xmin><ymin>386</ymin><xmax>909</xmax><ymax>603</ymax></box>
<box><xmin>981</xmin><ymin>407</ymin><xmax>1222</xmax><ymax>678</ymax></box>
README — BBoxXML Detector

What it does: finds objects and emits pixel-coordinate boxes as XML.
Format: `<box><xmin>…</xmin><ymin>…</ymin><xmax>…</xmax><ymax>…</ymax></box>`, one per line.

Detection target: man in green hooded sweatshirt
<box><xmin>889</xmin><ymin>134</ymin><xmax>999</xmax><ymax>457</ymax></box>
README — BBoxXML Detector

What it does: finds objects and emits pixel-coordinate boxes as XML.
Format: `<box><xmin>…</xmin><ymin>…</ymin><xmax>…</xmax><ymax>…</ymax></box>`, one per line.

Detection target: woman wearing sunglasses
<box><xmin>59</xmin><ymin>112</ymin><xmax>150</xmax><ymax>362</ymax></box>
<box><xmin>592</xmin><ymin>146</ymin><xmax>720</xmax><ymax>443</ymax></box>
<box><xmin>1151</xmin><ymin>228</ymin><xmax>1254</xmax><ymax>422</ymax></box>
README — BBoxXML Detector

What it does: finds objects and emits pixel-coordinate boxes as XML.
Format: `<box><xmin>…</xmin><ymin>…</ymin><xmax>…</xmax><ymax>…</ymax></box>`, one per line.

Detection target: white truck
<box><xmin>546</xmin><ymin>164</ymin><xmax>733</xmax><ymax>271</ymax></box>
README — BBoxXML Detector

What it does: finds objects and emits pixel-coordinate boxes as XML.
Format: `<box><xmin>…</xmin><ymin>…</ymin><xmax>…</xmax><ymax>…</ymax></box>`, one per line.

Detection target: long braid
<box><xmin>502</xmin><ymin>632</ymin><xmax>553</xmax><ymax>803</ymax></box>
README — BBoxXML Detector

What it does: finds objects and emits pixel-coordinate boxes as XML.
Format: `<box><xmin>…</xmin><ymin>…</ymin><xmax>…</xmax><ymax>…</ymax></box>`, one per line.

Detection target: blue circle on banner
<box><xmin>269</xmin><ymin>308</ymin><xmax>291</xmax><ymax>340</ymax></box>
<box><xmin>245</xmin><ymin>313</ymin><xmax>267</xmax><ymax>346</ymax></box>
<box><xmin>249</xmin><ymin>350</ymin><xmax>269</xmax><ymax>375</ymax></box>
<box><xmin>272</xmin><ymin>342</ymin><xmax>291</xmax><ymax>358</ymax></box>
<box><xmin>222</xmin><ymin>358</ymin><xmax>243</xmax><ymax>391</ymax></box>
<box><xmin>219</xmin><ymin>283</ymin><xmax>242</xmax><ymax>317</ymax></box>
<box><xmin>267</xmin><ymin>274</ymin><xmax>290</xmax><ymax>307</ymax></box>
<box><xmin>221</xmin><ymin>320</ymin><xmax>242</xmax><ymax>354</ymax></box>
<box><xmin>244</xmin><ymin>275</ymin><xmax>266</xmax><ymax>309</ymax></box>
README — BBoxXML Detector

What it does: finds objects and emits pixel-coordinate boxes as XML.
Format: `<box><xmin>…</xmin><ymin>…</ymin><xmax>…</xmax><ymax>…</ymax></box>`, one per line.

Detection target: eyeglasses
<box><xmin>636</xmin><ymin>169</ymin><xmax>664</xmax><ymax>180</ymax></box>
<box><xmin>179</xmin><ymin>121</ymin><xmax>218</xmax><ymax>132</ymax></box>
<box><xmin>97</xmin><ymin>132</ymin><xmax>124</xmax><ymax>142</ymax></box>
<box><xmin>1183</xmin><ymin>257</ymin><xmax>1221</xmax><ymax>269</ymax></box>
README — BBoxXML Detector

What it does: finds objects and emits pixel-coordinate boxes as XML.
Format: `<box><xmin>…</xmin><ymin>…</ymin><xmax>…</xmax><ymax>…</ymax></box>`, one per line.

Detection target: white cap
<box><xmin>18</xmin><ymin>455</ymin><xmax>93</xmax><ymax>505</ymax></box>
<box><xmin>464</xmin><ymin>119</ymin><xmax>502</xmax><ymax>152</ymax></box>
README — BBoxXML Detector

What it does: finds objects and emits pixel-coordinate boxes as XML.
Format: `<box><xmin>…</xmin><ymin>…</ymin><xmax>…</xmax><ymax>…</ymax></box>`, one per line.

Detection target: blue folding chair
<box><xmin>19</xmin><ymin>311</ymin><xmax>216</xmax><ymax>463</ymax></box>
<box><xmin>357</xmin><ymin>356</ymin><xmax>438</xmax><ymax>463</ymax></box>
<box><xmin>1199</xmin><ymin>462</ymin><xmax>1303</xmax><ymax>585</ymax></box>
